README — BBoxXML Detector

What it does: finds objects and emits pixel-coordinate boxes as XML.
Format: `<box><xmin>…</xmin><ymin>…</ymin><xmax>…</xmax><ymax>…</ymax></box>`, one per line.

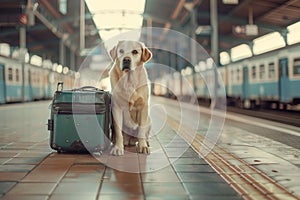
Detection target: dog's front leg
<box><xmin>136</xmin><ymin>104</ymin><xmax>151</xmax><ymax>154</ymax></box>
<box><xmin>110</xmin><ymin>108</ymin><xmax>124</xmax><ymax>156</ymax></box>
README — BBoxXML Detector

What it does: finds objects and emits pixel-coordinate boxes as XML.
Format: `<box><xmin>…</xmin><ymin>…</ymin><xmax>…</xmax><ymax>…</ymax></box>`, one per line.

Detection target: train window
<box><xmin>293</xmin><ymin>58</ymin><xmax>300</xmax><ymax>75</ymax></box>
<box><xmin>268</xmin><ymin>62</ymin><xmax>275</xmax><ymax>79</ymax></box>
<box><xmin>251</xmin><ymin>66</ymin><xmax>256</xmax><ymax>80</ymax></box>
<box><xmin>8</xmin><ymin>67</ymin><xmax>13</xmax><ymax>81</ymax></box>
<box><xmin>16</xmin><ymin>69</ymin><xmax>19</xmax><ymax>82</ymax></box>
<box><xmin>259</xmin><ymin>64</ymin><xmax>265</xmax><ymax>79</ymax></box>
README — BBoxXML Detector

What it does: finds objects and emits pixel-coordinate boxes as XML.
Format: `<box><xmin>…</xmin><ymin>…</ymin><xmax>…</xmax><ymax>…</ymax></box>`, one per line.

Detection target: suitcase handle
<box><xmin>57</xmin><ymin>82</ymin><xmax>63</xmax><ymax>91</ymax></box>
<box><xmin>73</xmin><ymin>86</ymin><xmax>103</xmax><ymax>91</ymax></box>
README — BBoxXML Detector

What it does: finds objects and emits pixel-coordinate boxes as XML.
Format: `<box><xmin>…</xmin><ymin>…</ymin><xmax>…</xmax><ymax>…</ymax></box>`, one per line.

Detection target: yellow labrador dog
<box><xmin>109</xmin><ymin>41</ymin><xmax>152</xmax><ymax>156</ymax></box>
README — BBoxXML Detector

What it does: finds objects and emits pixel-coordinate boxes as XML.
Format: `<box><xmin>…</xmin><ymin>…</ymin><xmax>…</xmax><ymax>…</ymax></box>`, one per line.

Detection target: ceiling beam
<box><xmin>227</xmin><ymin>0</ymin><xmax>253</xmax><ymax>16</ymax></box>
<box><xmin>39</xmin><ymin>0</ymin><xmax>74</xmax><ymax>34</ymax></box>
<box><xmin>254</xmin><ymin>0</ymin><xmax>300</xmax><ymax>22</ymax></box>
<box><xmin>143</xmin><ymin>13</ymin><xmax>183</xmax><ymax>30</ymax></box>
<box><xmin>171</xmin><ymin>0</ymin><xmax>186</xmax><ymax>20</ymax></box>
<box><xmin>196</xmin><ymin>11</ymin><xmax>284</xmax><ymax>32</ymax></box>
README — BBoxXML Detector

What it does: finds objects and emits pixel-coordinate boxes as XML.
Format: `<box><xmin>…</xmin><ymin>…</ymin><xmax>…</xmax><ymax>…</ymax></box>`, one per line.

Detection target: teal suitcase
<box><xmin>48</xmin><ymin>82</ymin><xmax>112</xmax><ymax>153</ymax></box>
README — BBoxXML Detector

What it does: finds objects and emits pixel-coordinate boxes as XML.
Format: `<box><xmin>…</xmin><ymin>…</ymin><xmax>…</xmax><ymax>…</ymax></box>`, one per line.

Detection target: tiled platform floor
<box><xmin>0</xmin><ymin>120</ymin><xmax>243</xmax><ymax>200</ymax></box>
<box><xmin>1</xmin><ymin>98</ymin><xmax>299</xmax><ymax>200</ymax></box>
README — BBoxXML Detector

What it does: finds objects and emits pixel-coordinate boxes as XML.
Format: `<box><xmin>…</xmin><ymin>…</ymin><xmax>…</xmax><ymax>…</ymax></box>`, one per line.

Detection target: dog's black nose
<box><xmin>122</xmin><ymin>57</ymin><xmax>131</xmax><ymax>71</ymax></box>
<box><xmin>123</xmin><ymin>57</ymin><xmax>131</xmax><ymax>64</ymax></box>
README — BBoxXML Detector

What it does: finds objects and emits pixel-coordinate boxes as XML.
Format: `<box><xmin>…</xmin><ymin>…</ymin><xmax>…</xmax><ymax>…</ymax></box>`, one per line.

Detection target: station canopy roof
<box><xmin>0</xmin><ymin>0</ymin><xmax>300</xmax><ymax>65</ymax></box>
<box><xmin>142</xmin><ymin>0</ymin><xmax>300</xmax><ymax>54</ymax></box>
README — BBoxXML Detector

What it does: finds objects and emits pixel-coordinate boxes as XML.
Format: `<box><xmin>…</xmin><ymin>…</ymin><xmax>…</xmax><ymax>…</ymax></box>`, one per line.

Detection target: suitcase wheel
<box><xmin>70</xmin><ymin>140</ymin><xmax>85</xmax><ymax>152</ymax></box>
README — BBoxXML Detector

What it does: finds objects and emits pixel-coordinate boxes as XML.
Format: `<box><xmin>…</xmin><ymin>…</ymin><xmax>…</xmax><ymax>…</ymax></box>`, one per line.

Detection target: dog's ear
<box><xmin>141</xmin><ymin>46</ymin><xmax>152</xmax><ymax>62</ymax></box>
<box><xmin>109</xmin><ymin>46</ymin><xmax>117</xmax><ymax>61</ymax></box>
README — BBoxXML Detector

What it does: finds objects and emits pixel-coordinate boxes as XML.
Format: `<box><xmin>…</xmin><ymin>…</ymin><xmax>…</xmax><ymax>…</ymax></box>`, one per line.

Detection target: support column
<box><xmin>177</xmin><ymin>40</ymin><xmax>184</xmax><ymax>97</ymax></box>
<box><xmin>20</xmin><ymin>26</ymin><xmax>26</xmax><ymax>102</ymax></box>
<box><xmin>20</xmin><ymin>1</ymin><xmax>27</xmax><ymax>102</ymax></box>
<box><xmin>59</xmin><ymin>38</ymin><xmax>65</xmax><ymax>66</ymax></box>
<box><xmin>210</xmin><ymin>0</ymin><xmax>219</xmax><ymax>108</ymax></box>
<box><xmin>190</xmin><ymin>7</ymin><xmax>197</xmax><ymax>95</ymax></box>
<box><xmin>147</xmin><ymin>18</ymin><xmax>152</xmax><ymax>47</ymax></box>
<box><xmin>70</xmin><ymin>51</ymin><xmax>75</xmax><ymax>71</ymax></box>
<box><xmin>80</xmin><ymin>0</ymin><xmax>85</xmax><ymax>50</ymax></box>
<box><xmin>210</xmin><ymin>0</ymin><xmax>219</xmax><ymax>65</ymax></box>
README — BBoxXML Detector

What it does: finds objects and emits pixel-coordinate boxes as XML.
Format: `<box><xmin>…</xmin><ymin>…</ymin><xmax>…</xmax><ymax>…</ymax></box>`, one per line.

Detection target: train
<box><xmin>0</xmin><ymin>43</ymin><xmax>75</xmax><ymax>104</ymax></box>
<box><xmin>153</xmin><ymin>43</ymin><xmax>300</xmax><ymax>110</ymax></box>
<box><xmin>3</xmin><ymin>39</ymin><xmax>299</xmax><ymax>110</ymax></box>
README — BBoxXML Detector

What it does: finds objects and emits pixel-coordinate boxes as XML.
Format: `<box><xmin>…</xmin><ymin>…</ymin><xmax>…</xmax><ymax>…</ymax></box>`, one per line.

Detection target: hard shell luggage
<box><xmin>48</xmin><ymin>82</ymin><xmax>112</xmax><ymax>153</ymax></box>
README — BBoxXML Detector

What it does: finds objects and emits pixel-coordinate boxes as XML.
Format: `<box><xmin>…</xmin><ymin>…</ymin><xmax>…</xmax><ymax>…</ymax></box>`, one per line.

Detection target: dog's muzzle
<box><xmin>122</xmin><ymin>57</ymin><xmax>131</xmax><ymax>72</ymax></box>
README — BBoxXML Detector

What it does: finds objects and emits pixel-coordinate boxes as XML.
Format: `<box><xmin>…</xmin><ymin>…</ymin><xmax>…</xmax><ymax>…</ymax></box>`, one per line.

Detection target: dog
<box><xmin>109</xmin><ymin>40</ymin><xmax>152</xmax><ymax>156</ymax></box>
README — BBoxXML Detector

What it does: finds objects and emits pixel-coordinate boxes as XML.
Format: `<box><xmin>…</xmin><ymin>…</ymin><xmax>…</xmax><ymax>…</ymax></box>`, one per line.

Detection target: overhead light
<box><xmin>184</xmin><ymin>2</ymin><xmax>194</xmax><ymax>12</ymax></box>
<box><xmin>195</xmin><ymin>25</ymin><xmax>211</xmax><ymax>35</ymax></box>
<box><xmin>233</xmin><ymin>24</ymin><xmax>258</xmax><ymax>36</ymax></box>
<box><xmin>245</xmin><ymin>24</ymin><xmax>258</xmax><ymax>36</ymax></box>
<box><xmin>63</xmin><ymin>67</ymin><xmax>69</xmax><ymax>74</ymax></box>
<box><xmin>223</xmin><ymin>0</ymin><xmax>239</xmax><ymax>4</ymax></box>
<box><xmin>57</xmin><ymin>64</ymin><xmax>63</xmax><ymax>73</ymax></box>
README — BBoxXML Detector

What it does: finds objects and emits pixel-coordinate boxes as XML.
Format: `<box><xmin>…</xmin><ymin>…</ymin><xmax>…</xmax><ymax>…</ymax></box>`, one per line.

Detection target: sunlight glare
<box><xmin>85</xmin><ymin>0</ymin><xmax>146</xmax><ymax>42</ymax></box>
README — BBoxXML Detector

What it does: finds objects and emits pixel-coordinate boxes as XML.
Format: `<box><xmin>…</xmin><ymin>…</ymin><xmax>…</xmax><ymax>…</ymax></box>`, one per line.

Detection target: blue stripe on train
<box><xmin>5</xmin><ymin>84</ymin><xmax>32</xmax><ymax>102</ymax></box>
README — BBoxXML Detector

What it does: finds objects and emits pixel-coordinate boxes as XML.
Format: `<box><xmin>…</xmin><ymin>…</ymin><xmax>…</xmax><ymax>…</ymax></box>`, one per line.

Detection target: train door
<box><xmin>242</xmin><ymin>66</ymin><xmax>250</xmax><ymax>108</ymax></box>
<box><xmin>278</xmin><ymin>58</ymin><xmax>289</xmax><ymax>103</ymax></box>
<box><xmin>28</xmin><ymin>68</ymin><xmax>33</xmax><ymax>100</ymax></box>
<box><xmin>0</xmin><ymin>64</ymin><xmax>5</xmax><ymax>103</ymax></box>
<box><xmin>242</xmin><ymin>66</ymin><xmax>249</xmax><ymax>99</ymax></box>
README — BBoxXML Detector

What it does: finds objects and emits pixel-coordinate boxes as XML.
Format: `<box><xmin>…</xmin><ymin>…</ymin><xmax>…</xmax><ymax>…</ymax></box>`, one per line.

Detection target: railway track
<box><xmin>197</xmin><ymin>100</ymin><xmax>300</xmax><ymax>127</ymax></box>
<box><xmin>165</xmin><ymin>114</ymin><xmax>300</xmax><ymax>200</ymax></box>
<box><xmin>226</xmin><ymin>106</ymin><xmax>300</xmax><ymax>127</ymax></box>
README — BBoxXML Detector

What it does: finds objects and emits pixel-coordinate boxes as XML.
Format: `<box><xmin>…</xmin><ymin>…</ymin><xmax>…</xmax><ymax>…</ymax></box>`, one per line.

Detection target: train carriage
<box><xmin>0</xmin><ymin>43</ymin><xmax>75</xmax><ymax>104</ymax></box>
<box><xmin>0</xmin><ymin>62</ymin><xmax>5</xmax><ymax>104</ymax></box>
<box><xmin>285</xmin><ymin>48</ymin><xmax>300</xmax><ymax>105</ymax></box>
<box><xmin>23</xmin><ymin>63</ymin><xmax>32</xmax><ymax>102</ymax></box>
<box><xmin>42</xmin><ymin>59</ymin><xmax>53</xmax><ymax>99</ymax></box>
<box><xmin>225</xmin><ymin>43</ymin><xmax>300</xmax><ymax>109</ymax></box>
<box><xmin>194</xmin><ymin>72</ymin><xmax>205</xmax><ymax>99</ymax></box>
<box><xmin>155</xmin><ymin>43</ymin><xmax>300</xmax><ymax>110</ymax></box>
<box><xmin>168</xmin><ymin>72</ymin><xmax>181</xmax><ymax>99</ymax></box>
<box><xmin>2</xmin><ymin>57</ymin><xmax>22</xmax><ymax>102</ymax></box>
<box><xmin>30</xmin><ymin>55</ymin><xmax>44</xmax><ymax>100</ymax></box>
<box><xmin>0</xmin><ymin>43</ymin><xmax>10</xmax><ymax>104</ymax></box>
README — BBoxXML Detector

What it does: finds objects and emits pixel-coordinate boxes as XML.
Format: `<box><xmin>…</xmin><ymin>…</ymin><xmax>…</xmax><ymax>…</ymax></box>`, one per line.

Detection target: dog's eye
<box><xmin>132</xmin><ymin>50</ymin><xmax>138</xmax><ymax>55</ymax></box>
<box><xmin>119</xmin><ymin>49</ymin><xmax>124</xmax><ymax>54</ymax></box>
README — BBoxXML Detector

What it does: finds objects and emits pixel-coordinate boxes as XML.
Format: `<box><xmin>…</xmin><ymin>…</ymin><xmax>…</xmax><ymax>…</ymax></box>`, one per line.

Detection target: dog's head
<box><xmin>110</xmin><ymin>41</ymin><xmax>152</xmax><ymax>72</ymax></box>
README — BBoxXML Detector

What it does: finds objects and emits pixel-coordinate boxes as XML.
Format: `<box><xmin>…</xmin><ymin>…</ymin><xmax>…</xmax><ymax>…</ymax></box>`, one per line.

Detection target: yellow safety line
<box><xmin>165</xmin><ymin>115</ymin><xmax>300</xmax><ymax>200</ymax></box>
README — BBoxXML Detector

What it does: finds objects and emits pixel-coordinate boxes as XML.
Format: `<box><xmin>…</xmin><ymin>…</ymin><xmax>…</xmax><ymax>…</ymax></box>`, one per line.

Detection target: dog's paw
<box><xmin>110</xmin><ymin>145</ymin><xmax>124</xmax><ymax>156</ymax></box>
<box><xmin>136</xmin><ymin>142</ymin><xmax>150</xmax><ymax>154</ymax></box>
